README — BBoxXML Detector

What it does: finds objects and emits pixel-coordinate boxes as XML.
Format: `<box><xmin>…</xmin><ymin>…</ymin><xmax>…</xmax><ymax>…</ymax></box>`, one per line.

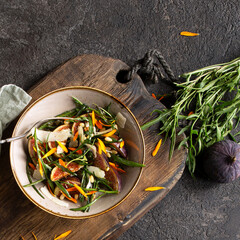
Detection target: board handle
<box><xmin>126</xmin><ymin>49</ymin><xmax>178</xmax><ymax>87</ymax></box>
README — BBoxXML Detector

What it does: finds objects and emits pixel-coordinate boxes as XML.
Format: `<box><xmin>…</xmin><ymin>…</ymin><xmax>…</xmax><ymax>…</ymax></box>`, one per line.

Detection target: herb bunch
<box><xmin>142</xmin><ymin>57</ymin><xmax>240</xmax><ymax>175</ymax></box>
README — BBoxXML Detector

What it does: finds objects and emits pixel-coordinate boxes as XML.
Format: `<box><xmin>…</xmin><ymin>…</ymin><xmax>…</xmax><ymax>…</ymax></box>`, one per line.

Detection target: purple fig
<box><xmin>105</xmin><ymin>166</ymin><xmax>122</xmax><ymax>192</ymax></box>
<box><xmin>203</xmin><ymin>140</ymin><xmax>240</xmax><ymax>183</ymax></box>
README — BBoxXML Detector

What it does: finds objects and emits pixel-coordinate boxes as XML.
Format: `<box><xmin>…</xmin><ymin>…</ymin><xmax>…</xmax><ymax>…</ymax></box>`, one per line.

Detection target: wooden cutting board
<box><xmin>0</xmin><ymin>54</ymin><xmax>186</xmax><ymax>240</ymax></box>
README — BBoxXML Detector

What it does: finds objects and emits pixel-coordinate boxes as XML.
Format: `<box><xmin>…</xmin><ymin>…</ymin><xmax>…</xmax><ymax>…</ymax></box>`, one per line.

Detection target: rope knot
<box><xmin>128</xmin><ymin>49</ymin><xmax>176</xmax><ymax>85</ymax></box>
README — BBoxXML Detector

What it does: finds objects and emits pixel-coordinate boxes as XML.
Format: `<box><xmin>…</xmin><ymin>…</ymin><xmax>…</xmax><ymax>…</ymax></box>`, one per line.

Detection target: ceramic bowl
<box><xmin>10</xmin><ymin>86</ymin><xmax>145</xmax><ymax>219</ymax></box>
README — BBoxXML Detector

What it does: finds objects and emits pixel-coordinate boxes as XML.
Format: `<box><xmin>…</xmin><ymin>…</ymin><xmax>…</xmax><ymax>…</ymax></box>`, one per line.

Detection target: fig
<box><xmin>50</xmin><ymin>162</ymin><xmax>83</xmax><ymax>181</ymax></box>
<box><xmin>93</xmin><ymin>151</ymin><xmax>110</xmax><ymax>171</ymax></box>
<box><xmin>28</xmin><ymin>136</ymin><xmax>38</xmax><ymax>164</ymax></box>
<box><xmin>28</xmin><ymin>136</ymin><xmax>48</xmax><ymax>164</ymax></box>
<box><xmin>104</xmin><ymin>166</ymin><xmax>122</xmax><ymax>192</ymax></box>
<box><xmin>61</xmin><ymin>176</ymin><xmax>81</xmax><ymax>197</ymax></box>
<box><xmin>72</xmin><ymin>121</ymin><xmax>82</xmax><ymax>135</ymax></box>
<box><xmin>61</xmin><ymin>176</ymin><xmax>81</xmax><ymax>188</ymax></box>
<box><xmin>110</xmin><ymin>142</ymin><xmax>127</xmax><ymax>158</ymax></box>
<box><xmin>109</xmin><ymin>135</ymin><xmax>127</xmax><ymax>158</ymax></box>
<box><xmin>53</xmin><ymin>176</ymin><xmax>81</xmax><ymax>197</ymax></box>
<box><xmin>202</xmin><ymin>140</ymin><xmax>240</xmax><ymax>183</ymax></box>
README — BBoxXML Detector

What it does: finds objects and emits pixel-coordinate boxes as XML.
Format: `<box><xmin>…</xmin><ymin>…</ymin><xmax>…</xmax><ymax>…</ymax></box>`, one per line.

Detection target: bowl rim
<box><xmin>10</xmin><ymin>86</ymin><xmax>145</xmax><ymax>219</ymax></box>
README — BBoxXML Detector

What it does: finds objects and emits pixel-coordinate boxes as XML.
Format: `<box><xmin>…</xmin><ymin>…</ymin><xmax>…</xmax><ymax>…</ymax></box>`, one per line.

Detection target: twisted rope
<box><xmin>128</xmin><ymin>49</ymin><xmax>177</xmax><ymax>85</ymax></box>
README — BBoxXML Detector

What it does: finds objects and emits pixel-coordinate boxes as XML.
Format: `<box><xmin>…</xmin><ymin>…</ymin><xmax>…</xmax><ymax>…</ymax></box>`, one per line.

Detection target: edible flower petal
<box><xmin>38</xmin><ymin>158</ymin><xmax>44</xmax><ymax>177</ymax></box>
<box><xmin>42</xmin><ymin>148</ymin><xmax>57</xmax><ymax>159</ymax></box>
<box><xmin>57</xmin><ymin>141</ymin><xmax>68</xmax><ymax>153</ymax></box>
<box><xmin>180</xmin><ymin>31</ymin><xmax>199</xmax><ymax>36</ymax></box>
<box><xmin>92</xmin><ymin>110</ymin><xmax>97</xmax><ymax>126</ymax></box>
<box><xmin>29</xmin><ymin>162</ymin><xmax>36</xmax><ymax>170</ymax></box>
<box><xmin>32</xmin><ymin>232</ymin><xmax>37</xmax><ymax>240</ymax></box>
<box><xmin>74</xmin><ymin>184</ymin><xmax>88</xmax><ymax>198</ymax></box>
<box><xmin>145</xmin><ymin>186</ymin><xmax>166</xmax><ymax>191</ymax></box>
<box><xmin>54</xmin><ymin>230</ymin><xmax>72</xmax><ymax>240</ymax></box>
<box><xmin>61</xmin><ymin>191</ymin><xmax>77</xmax><ymax>203</ymax></box>
<box><xmin>103</xmin><ymin>129</ymin><xmax>117</xmax><ymax>137</ymax></box>
<box><xmin>95</xmin><ymin>120</ymin><xmax>103</xmax><ymax>129</ymax></box>
<box><xmin>98</xmin><ymin>138</ymin><xmax>106</xmax><ymax>154</ymax></box>
<box><xmin>152</xmin><ymin>138</ymin><xmax>162</xmax><ymax>157</ymax></box>
<box><xmin>73</xmin><ymin>131</ymin><xmax>79</xmax><ymax>141</ymax></box>
<box><xmin>120</xmin><ymin>140</ymin><xmax>125</xmax><ymax>148</ymax></box>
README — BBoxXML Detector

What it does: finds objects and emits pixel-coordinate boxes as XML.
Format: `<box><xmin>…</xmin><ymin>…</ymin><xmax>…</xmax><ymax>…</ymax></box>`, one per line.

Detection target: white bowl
<box><xmin>10</xmin><ymin>86</ymin><xmax>145</xmax><ymax>219</ymax></box>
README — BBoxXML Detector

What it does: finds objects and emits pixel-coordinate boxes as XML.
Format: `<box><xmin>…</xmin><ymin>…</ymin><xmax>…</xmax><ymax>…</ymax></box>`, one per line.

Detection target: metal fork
<box><xmin>0</xmin><ymin>117</ymin><xmax>75</xmax><ymax>144</ymax></box>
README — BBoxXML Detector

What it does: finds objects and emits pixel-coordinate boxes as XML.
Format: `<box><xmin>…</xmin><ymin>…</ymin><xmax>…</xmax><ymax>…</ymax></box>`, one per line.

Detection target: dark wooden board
<box><xmin>0</xmin><ymin>54</ymin><xmax>186</xmax><ymax>240</ymax></box>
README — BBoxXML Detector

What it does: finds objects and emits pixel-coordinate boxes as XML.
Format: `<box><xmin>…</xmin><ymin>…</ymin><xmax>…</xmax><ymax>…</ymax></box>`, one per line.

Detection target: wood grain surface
<box><xmin>0</xmin><ymin>54</ymin><xmax>186</xmax><ymax>240</ymax></box>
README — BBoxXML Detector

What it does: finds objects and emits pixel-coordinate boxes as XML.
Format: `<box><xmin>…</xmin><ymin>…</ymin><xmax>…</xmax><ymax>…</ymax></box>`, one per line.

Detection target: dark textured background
<box><xmin>0</xmin><ymin>1</ymin><xmax>240</xmax><ymax>239</ymax></box>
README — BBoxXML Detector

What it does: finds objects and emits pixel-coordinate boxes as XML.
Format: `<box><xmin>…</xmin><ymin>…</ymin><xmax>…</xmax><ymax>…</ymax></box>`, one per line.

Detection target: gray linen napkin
<box><xmin>0</xmin><ymin>84</ymin><xmax>32</xmax><ymax>153</ymax></box>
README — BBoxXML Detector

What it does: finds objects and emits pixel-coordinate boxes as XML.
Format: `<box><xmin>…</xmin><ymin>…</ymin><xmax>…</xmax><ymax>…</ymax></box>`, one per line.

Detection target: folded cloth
<box><xmin>0</xmin><ymin>84</ymin><xmax>32</xmax><ymax>153</ymax></box>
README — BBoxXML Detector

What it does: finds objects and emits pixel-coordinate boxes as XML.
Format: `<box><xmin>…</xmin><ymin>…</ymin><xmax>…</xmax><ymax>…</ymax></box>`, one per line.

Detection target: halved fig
<box><xmin>109</xmin><ymin>134</ymin><xmax>127</xmax><ymax>157</ymax></box>
<box><xmin>50</xmin><ymin>162</ymin><xmax>83</xmax><ymax>181</ymax></box>
<box><xmin>48</xmin><ymin>124</ymin><xmax>71</xmax><ymax>157</ymax></box>
<box><xmin>72</xmin><ymin>121</ymin><xmax>82</xmax><ymax>136</ymax></box>
<box><xmin>60</xmin><ymin>176</ymin><xmax>81</xmax><ymax>196</ymax></box>
<box><xmin>28</xmin><ymin>136</ymin><xmax>38</xmax><ymax>165</ymax></box>
<box><xmin>104</xmin><ymin>166</ymin><xmax>122</xmax><ymax>192</ymax></box>
<box><xmin>72</xmin><ymin>114</ymin><xmax>90</xmax><ymax>135</ymax></box>
<box><xmin>93</xmin><ymin>151</ymin><xmax>110</xmax><ymax>171</ymax></box>
<box><xmin>110</xmin><ymin>142</ymin><xmax>127</xmax><ymax>158</ymax></box>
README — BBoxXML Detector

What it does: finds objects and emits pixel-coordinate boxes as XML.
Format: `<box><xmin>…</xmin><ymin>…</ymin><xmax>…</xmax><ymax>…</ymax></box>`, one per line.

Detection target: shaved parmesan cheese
<box><xmin>94</xmin><ymin>128</ymin><xmax>114</xmax><ymax>136</ymax></box>
<box><xmin>116</xmin><ymin>112</ymin><xmax>126</xmax><ymax>128</ymax></box>
<box><xmin>31</xmin><ymin>128</ymin><xmax>72</xmax><ymax>142</ymax></box>
<box><xmin>87</xmin><ymin>166</ymin><xmax>105</xmax><ymax>179</ymax></box>
<box><xmin>40</xmin><ymin>186</ymin><xmax>69</xmax><ymax>208</ymax></box>
<box><xmin>56</xmin><ymin>145</ymin><xmax>64</xmax><ymax>154</ymax></box>
<box><xmin>78</xmin><ymin>125</ymin><xmax>85</xmax><ymax>143</ymax></box>
<box><xmin>33</xmin><ymin>164</ymin><xmax>45</xmax><ymax>180</ymax></box>
<box><xmin>93</xmin><ymin>126</ymin><xmax>96</xmax><ymax>135</ymax></box>
<box><xmin>86</xmin><ymin>179</ymin><xmax>92</xmax><ymax>189</ymax></box>
<box><xmin>48</xmin><ymin>129</ymin><xmax>71</xmax><ymax>141</ymax></box>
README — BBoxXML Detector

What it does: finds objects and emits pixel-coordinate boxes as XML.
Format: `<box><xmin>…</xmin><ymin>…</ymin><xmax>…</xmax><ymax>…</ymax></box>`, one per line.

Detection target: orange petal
<box><xmin>92</xmin><ymin>110</ymin><xmax>96</xmax><ymax>126</ymax></box>
<box><xmin>29</xmin><ymin>162</ymin><xmax>36</xmax><ymax>170</ymax></box>
<box><xmin>98</xmin><ymin>138</ymin><xmax>106</xmax><ymax>153</ymax></box>
<box><xmin>38</xmin><ymin>158</ymin><xmax>44</xmax><ymax>177</ymax></box>
<box><xmin>54</xmin><ymin>230</ymin><xmax>72</xmax><ymax>240</ymax></box>
<box><xmin>109</xmin><ymin>162</ymin><xmax>126</xmax><ymax>173</ymax></box>
<box><xmin>188</xmin><ymin>111</ymin><xmax>194</xmax><ymax>116</ymax></box>
<box><xmin>180</xmin><ymin>31</ymin><xmax>199</xmax><ymax>36</ymax></box>
<box><xmin>86</xmin><ymin>191</ymin><xmax>97</xmax><ymax>195</ymax></box>
<box><xmin>99</xmin><ymin>120</ymin><xmax>112</xmax><ymax>127</ymax></box>
<box><xmin>120</xmin><ymin>140</ymin><xmax>124</xmax><ymax>148</ymax></box>
<box><xmin>47</xmin><ymin>182</ymin><xmax>55</xmax><ymax>196</ymax></box>
<box><xmin>152</xmin><ymin>138</ymin><xmax>162</xmax><ymax>157</ymax></box>
<box><xmin>74</xmin><ymin>184</ymin><xmax>88</xmax><ymax>198</ymax></box>
<box><xmin>59</xmin><ymin>159</ymin><xmax>66</xmax><ymax>168</ymax></box>
<box><xmin>95</xmin><ymin>120</ymin><xmax>103</xmax><ymax>129</ymax></box>
<box><xmin>103</xmin><ymin>129</ymin><xmax>117</xmax><ymax>137</ymax></box>
<box><xmin>145</xmin><ymin>186</ymin><xmax>166</xmax><ymax>191</ymax></box>
<box><xmin>32</xmin><ymin>232</ymin><xmax>37</xmax><ymax>240</ymax></box>
<box><xmin>57</xmin><ymin>141</ymin><xmax>68</xmax><ymax>153</ymax></box>
<box><xmin>66</xmin><ymin>187</ymin><xmax>77</xmax><ymax>192</ymax></box>
<box><xmin>73</xmin><ymin>131</ymin><xmax>79</xmax><ymax>141</ymax></box>
<box><xmin>61</xmin><ymin>191</ymin><xmax>77</xmax><ymax>203</ymax></box>
<box><xmin>152</xmin><ymin>93</ymin><xmax>157</xmax><ymax>99</ymax></box>
<box><xmin>42</xmin><ymin>148</ymin><xmax>57</xmax><ymax>159</ymax></box>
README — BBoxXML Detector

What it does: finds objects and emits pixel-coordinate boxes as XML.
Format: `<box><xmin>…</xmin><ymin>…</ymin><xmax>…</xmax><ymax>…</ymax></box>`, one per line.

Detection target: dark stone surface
<box><xmin>0</xmin><ymin>1</ymin><xmax>240</xmax><ymax>239</ymax></box>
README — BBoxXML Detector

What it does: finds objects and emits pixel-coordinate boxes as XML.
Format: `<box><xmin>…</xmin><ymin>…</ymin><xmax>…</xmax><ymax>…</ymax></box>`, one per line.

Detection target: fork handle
<box><xmin>0</xmin><ymin>134</ymin><xmax>27</xmax><ymax>144</ymax></box>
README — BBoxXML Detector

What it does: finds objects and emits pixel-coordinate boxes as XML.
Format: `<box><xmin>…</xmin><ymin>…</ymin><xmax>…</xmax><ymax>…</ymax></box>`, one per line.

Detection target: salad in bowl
<box><xmin>10</xmin><ymin>87</ymin><xmax>145</xmax><ymax>218</ymax></box>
